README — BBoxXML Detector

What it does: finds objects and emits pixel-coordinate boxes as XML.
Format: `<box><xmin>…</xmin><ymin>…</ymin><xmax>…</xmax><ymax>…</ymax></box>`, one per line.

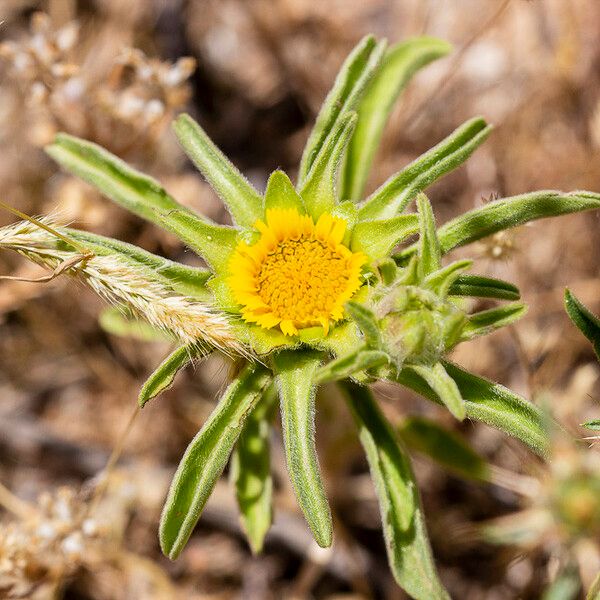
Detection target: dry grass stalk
<box><xmin>0</xmin><ymin>218</ymin><xmax>245</xmax><ymax>356</ymax></box>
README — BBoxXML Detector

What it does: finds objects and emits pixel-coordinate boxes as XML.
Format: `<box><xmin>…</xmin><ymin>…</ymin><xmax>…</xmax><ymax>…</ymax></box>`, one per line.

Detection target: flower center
<box><xmin>228</xmin><ymin>209</ymin><xmax>365</xmax><ymax>336</ymax></box>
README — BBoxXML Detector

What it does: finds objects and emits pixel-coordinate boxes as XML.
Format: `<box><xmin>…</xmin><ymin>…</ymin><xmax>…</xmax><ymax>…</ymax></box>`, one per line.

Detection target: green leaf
<box><xmin>317</xmin><ymin>320</ymin><xmax>363</xmax><ymax>359</ymax></box>
<box><xmin>47</xmin><ymin>133</ymin><xmax>193</xmax><ymax>222</ymax></box>
<box><xmin>159</xmin><ymin>363</ymin><xmax>271</xmax><ymax>559</ymax></box>
<box><xmin>46</xmin><ymin>134</ymin><xmax>238</xmax><ymax>270</ymax></box>
<box><xmin>416</xmin><ymin>193</ymin><xmax>441</xmax><ymax>278</ymax></box>
<box><xmin>139</xmin><ymin>345</ymin><xmax>208</xmax><ymax>408</ymax></box>
<box><xmin>399</xmin><ymin>416</ymin><xmax>490</xmax><ymax>481</ymax></box>
<box><xmin>231</xmin><ymin>386</ymin><xmax>277</xmax><ymax>554</ymax></box>
<box><xmin>341</xmin><ymin>382</ymin><xmax>449</xmax><ymax>600</ymax></box>
<box><xmin>273</xmin><ymin>350</ymin><xmax>332</xmax><ymax>547</ymax></box>
<box><xmin>350</xmin><ymin>214</ymin><xmax>418</xmax><ymax>260</ymax></box>
<box><xmin>315</xmin><ymin>348</ymin><xmax>390</xmax><ymax>384</ymax></box>
<box><xmin>343</xmin><ymin>37</ymin><xmax>452</xmax><ymax>201</ymax></box>
<box><xmin>398</xmin><ymin>191</ymin><xmax>600</xmax><ymax>261</ymax></box>
<box><xmin>58</xmin><ymin>227</ymin><xmax>212</xmax><ymax>300</ymax></box>
<box><xmin>377</xmin><ymin>258</ymin><xmax>398</xmax><ymax>286</ymax></box>
<box><xmin>331</xmin><ymin>200</ymin><xmax>359</xmax><ymax>243</ymax></box>
<box><xmin>564</xmin><ymin>289</ymin><xmax>600</xmax><ymax>360</ymax></box>
<box><xmin>264</xmin><ymin>170</ymin><xmax>304</xmax><ymax>214</ymax></box>
<box><xmin>460</xmin><ymin>302</ymin><xmax>527</xmax><ymax>342</ymax></box>
<box><xmin>164</xmin><ymin>211</ymin><xmax>238</xmax><ymax>271</ymax></box>
<box><xmin>359</xmin><ymin>117</ymin><xmax>491</xmax><ymax>220</ymax></box>
<box><xmin>448</xmin><ymin>273</ymin><xmax>520</xmax><ymax>301</ymax></box>
<box><xmin>407</xmin><ymin>362</ymin><xmax>466</xmax><ymax>420</ymax></box>
<box><xmin>542</xmin><ymin>566</ymin><xmax>581</xmax><ymax>600</ymax></box>
<box><xmin>99</xmin><ymin>307</ymin><xmax>169</xmax><ymax>342</ymax></box>
<box><xmin>299</xmin><ymin>35</ymin><xmax>386</xmax><ymax>184</ymax></box>
<box><xmin>345</xmin><ymin>301</ymin><xmax>382</xmax><ymax>349</ymax></box>
<box><xmin>299</xmin><ymin>112</ymin><xmax>357</xmax><ymax>219</ymax></box>
<box><xmin>423</xmin><ymin>259</ymin><xmax>473</xmax><ymax>298</ymax></box>
<box><xmin>394</xmin><ymin>362</ymin><xmax>548</xmax><ymax>456</ymax></box>
<box><xmin>173</xmin><ymin>114</ymin><xmax>263</xmax><ymax>228</ymax></box>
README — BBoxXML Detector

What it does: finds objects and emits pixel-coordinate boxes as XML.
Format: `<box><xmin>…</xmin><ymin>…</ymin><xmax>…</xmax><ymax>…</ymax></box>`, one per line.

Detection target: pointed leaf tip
<box><xmin>408</xmin><ymin>362</ymin><xmax>466</xmax><ymax>420</ymax></box>
<box><xmin>273</xmin><ymin>350</ymin><xmax>332</xmax><ymax>547</ymax></box>
<box><xmin>416</xmin><ymin>193</ymin><xmax>441</xmax><ymax>278</ymax></box>
<box><xmin>299</xmin><ymin>35</ymin><xmax>386</xmax><ymax>184</ymax></box>
<box><xmin>564</xmin><ymin>288</ymin><xmax>600</xmax><ymax>360</ymax></box>
<box><xmin>341</xmin><ymin>382</ymin><xmax>449</xmax><ymax>599</ymax></box>
<box><xmin>264</xmin><ymin>170</ymin><xmax>304</xmax><ymax>214</ymax></box>
<box><xmin>139</xmin><ymin>345</ymin><xmax>208</xmax><ymax>407</ymax></box>
<box><xmin>360</xmin><ymin>117</ymin><xmax>491</xmax><ymax>220</ymax></box>
<box><xmin>231</xmin><ymin>387</ymin><xmax>277</xmax><ymax>554</ymax></box>
<box><xmin>343</xmin><ymin>36</ymin><xmax>452</xmax><ymax>201</ymax></box>
<box><xmin>159</xmin><ymin>364</ymin><xmax>271</xmax><ymax>559</ymax></box>
<box><xmin>173</xmin><ymin>113</ymin><xmax>263</xmax><ymax>228</ymax></box>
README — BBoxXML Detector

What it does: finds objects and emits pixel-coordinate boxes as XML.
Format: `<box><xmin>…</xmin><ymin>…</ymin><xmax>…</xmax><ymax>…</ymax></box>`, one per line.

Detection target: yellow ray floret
<box><xmin>228</xmin><ymin>208</ymin><xmax>366</xmax><ymax>336</ymax></box>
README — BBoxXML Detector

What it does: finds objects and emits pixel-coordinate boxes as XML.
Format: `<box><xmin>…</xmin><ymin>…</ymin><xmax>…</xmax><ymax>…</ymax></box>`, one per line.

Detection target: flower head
<box><xmin>228</xmin><ymin>208</ymin><xmax>365</xmax><ymax>336</ymax></box>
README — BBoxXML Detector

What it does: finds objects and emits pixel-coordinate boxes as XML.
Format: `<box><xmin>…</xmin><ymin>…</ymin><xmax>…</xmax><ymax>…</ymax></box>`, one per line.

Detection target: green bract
<box><xmin>4</xmin><ymin>34</ymin><xmax>600</xmax><ymax>599</ymax></box>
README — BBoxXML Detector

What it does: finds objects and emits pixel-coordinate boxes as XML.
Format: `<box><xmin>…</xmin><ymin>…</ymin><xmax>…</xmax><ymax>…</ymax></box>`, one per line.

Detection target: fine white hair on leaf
<box><xmin>0</xmin><ymin>218</ymin><xmax>248</xmax><ymax>357</ymax></box>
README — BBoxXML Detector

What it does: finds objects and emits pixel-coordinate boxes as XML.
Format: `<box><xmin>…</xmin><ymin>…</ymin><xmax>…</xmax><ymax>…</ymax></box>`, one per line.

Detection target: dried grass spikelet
<box><xmin>0</xmin><ymin>218</ymin><xmax>246</xmax><ymax>357</ymax></box>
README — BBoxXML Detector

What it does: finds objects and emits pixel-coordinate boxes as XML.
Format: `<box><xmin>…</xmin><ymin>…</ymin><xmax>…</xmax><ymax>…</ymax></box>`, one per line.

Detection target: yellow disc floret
<box><xmin>228</xmin><ymin>208</ymin><xmax>366</xmax><ymax>336</ymax></box>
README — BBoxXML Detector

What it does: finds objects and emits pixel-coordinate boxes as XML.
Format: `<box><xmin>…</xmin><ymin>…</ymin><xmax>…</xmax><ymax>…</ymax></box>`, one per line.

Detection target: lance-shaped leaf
<box><xmin>564</xmin><ymin>289</ymin><xmax>600</xmax><ymax>360</ymax></box>
<box><xmin>394</xmin><ymin>362</ymin><xmax>548</xmax><ymax>456</ymax></box>
<box><xmin>299</xmin><ymin>112</ymin><xmax>357</xmax><ymax>219</ymax></box>
<box><xmin>273</xmin><ymin>350</ymin><xmax>332</xmax><ymax>547</ymax></box>
<box><xmin>359</xmin><ymin>117</ymin><xmax>491</xmax><ymax>220</ymax></box>
<box><xmin>299</xmin><ymin>35</ymin><xmax>386</xmax><ymax>184</ymax></box>
<box><xmin>315</xmin><ymin>348</ymin><xmax>390</xmax><ymax>384</ymax></box>
<box><xmin>46</xmin><ymin>134</ymin><xmax>238</xmax><ymax>270</ymax></box>
<box><xmin>341</xmin><ymin>382</ymin><xmax>449</xmax><ymax>600</ymax></box>
<box><xmin>264</xmin><ymin>170</ymin><xmax>304</xmax><ymax>213</ymax></box>
<box><xmin>160</xmin><ymin>363</ymin><xmax>271</xmax><ymax>559</ymax></box>
<box><xmin>459</xmin><ymin>302</ymin><xmax>527</xmax><ymax>342</ymax></box>
<box><xmin>416</xmin><ymin>193</ymin><xmax>441</xmax><ymax>278</ymax></box>
<box><xmin>398</xmin><ymin>191</ymin><xmax>600</xmax><ymax>262</ymax></box>
<box><xmin>582</xmin><ymin>420</ymin><xmax>600</xmax><ymax>431</ymax></box>
<box><xmin>350</xmin><ymin>214</ymin><xmax>418</xmax><ymax>260</ymax></box>
<box><xmin>398</xmin><ymin>416</ymin><xmax>490</xmax><ymax>482</ymax></box>
<box><xmin>345</xmin><ymin>301</ymin><xmax>382</xmax><ymax>349</ymax></box>
<box><xmin>231</xmin><ymin>386</ymin><xmax>277</xmax><ymax>554</ymax></box>
<box><xmin>448</xmin><ymin>273</ymin><xmax>520</xmax><ymax>301</ymax></box>
<box><xmin>173</xmin><ymin>114</ymin><xmax>263</xmax><ymax>228</ymax></box>
<box><xmin>139</xmin><ymin>344</ymin><xmax>209</xmax><ymax>408</ymax></box>
<box><xmin>407</xmin><ymin>362</ymin><xmax>466</xmax><ymax>420</ymax></box>
<box><xmin>60</xmin><ymin>227</ymin><xmax>212</xmax><ymax>300</ymax></box>
<box><xmin>423</xmin><ymin>259</ymin><xmax>473</xmax><ymax>298</ymax></box>
<box><xmin>343</xmin><ymin>37</ymin><xmax>452</xmax><ymax>201</ymax></box>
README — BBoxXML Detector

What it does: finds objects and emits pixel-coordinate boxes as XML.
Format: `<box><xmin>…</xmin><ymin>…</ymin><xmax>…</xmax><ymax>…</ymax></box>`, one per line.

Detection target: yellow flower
<box><xmin>228</xmin><ymin>208</ymin><xmax>366</xmax><ymax>336</ymax></box>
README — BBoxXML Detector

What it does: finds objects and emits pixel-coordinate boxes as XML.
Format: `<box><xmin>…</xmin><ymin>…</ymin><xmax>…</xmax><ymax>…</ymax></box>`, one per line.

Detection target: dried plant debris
<box><xmin>0</xmin><ymin>474</ymin><xmax>175</xmax><ymax>600</ymax></box>
<box><xmin>0</xmin><ymin>11</ymin><xmax>195</xmax><ymax>155</ymax></box>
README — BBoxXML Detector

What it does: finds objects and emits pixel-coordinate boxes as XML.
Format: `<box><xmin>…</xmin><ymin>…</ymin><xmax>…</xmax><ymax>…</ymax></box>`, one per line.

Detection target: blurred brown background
<box><xmin>1</xmin><ymin>1</ymin><xmax>600</xmax><ymax>598</ymax></box>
